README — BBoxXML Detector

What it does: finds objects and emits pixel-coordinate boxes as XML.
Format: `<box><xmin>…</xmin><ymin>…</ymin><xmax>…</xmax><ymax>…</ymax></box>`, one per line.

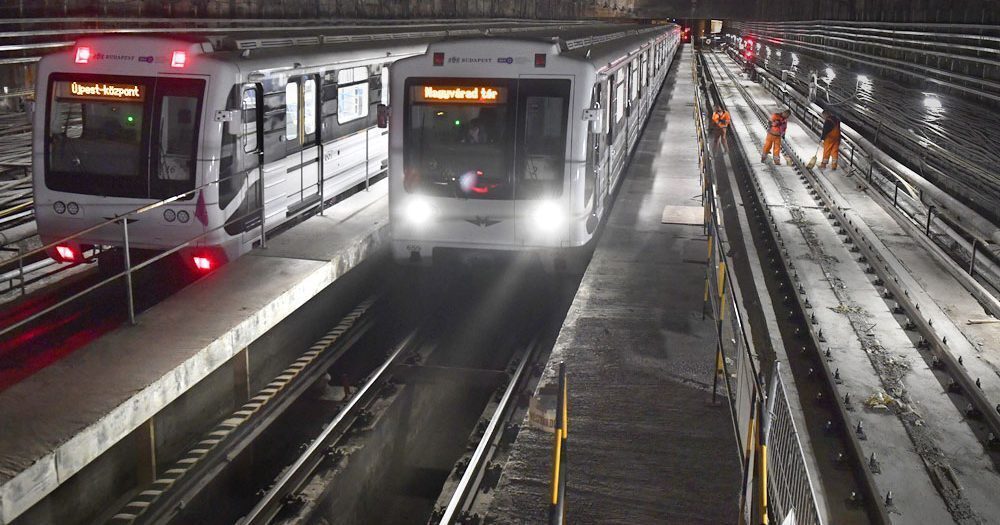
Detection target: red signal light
<box><xmin>171</xmin><ymin>50</ymin><xmax>187</xmax><ymax>68</ymax></box>
<box><xmin>534</xmin><ymin>53</ymin><xmax>546</xmax><ymax>68</ymax></box>
<box><xmin>192</xmin><ymin>255</ymin><xmax>213</xmax><ymax>271</ymax></box>
<box><xmin>55</xmin><ymin>245</ymin><xmax>76</xmax><ymax>261</ymax></box>
<box><xmin>75</xmin><ymin>47</ymin><xmax>91</xmax><ymax>64</ymax></box>
<box><xmin>433</xmin><ymin>52</ymin><xmax>444</xmax><ymax>66</ymax></box>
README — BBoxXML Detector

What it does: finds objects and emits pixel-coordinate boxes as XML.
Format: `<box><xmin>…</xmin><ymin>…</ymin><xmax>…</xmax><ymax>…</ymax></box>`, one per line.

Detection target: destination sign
<box><xmin>414</xmin><ymin>85</ymin><xmax>506</xmax><ymax>104</ymax></box>
<box><xmin>62</xmin><ymin>81</ymin><xmax>145</xmax><ymax>101</ymax></box>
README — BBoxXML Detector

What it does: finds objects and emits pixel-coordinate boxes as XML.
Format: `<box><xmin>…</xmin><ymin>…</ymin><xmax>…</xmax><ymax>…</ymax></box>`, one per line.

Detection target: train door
<box><xmin>514</xmin><ymin>77</ymin><xmax>572</xmax><ymax>242</ymax></box>
<box><xmin>591</xmin><ymin>79</ymin><xmax>611</xmax><ymax>223</ymax></box>
<box><xmin>241</xmin><ymin>83</ymin><xmax>265</xmax><ymax>247</ymax></box>
<box><xmin>286</xmin><ymin>75</ymin><xmax>321</xmax><ymax>216</ymax></box>
<box><xmin>608</xmin><ymin>70</ymin><xmax>628</xmax><ymax>191</ymax></box>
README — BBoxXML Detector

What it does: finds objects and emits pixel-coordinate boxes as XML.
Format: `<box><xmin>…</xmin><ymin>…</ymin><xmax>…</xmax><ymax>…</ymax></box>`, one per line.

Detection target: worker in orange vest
<box><xmin>761</xmin><ymin>109</ymin><xmax>790</xmax><ymax>165</ymax></box>
<box><xmin>711</xmin><ymin>105</ymin><xmax>731</xmax><ymax>151</ymax></box>
<box><xmin>819</xmin><ymin>110</ymin><xmax>841</xmax><ymax>169</ymax></box>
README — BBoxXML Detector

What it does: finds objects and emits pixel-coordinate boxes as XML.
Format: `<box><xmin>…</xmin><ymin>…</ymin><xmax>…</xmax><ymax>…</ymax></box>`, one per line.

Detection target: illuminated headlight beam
<box><xmin>531</xmin><ymin>200</ymin><xmax>565</xmax><ymax>233</ymax></box>
<box><xmin>404</xmin><ymin>197</ymin><xmax>435</xmax><ymax>226</ymax></box>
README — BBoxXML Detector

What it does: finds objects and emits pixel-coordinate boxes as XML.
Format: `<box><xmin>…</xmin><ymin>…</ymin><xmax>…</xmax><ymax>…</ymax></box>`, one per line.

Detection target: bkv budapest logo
<box><xmin>497</xmin><ymin>57</ymin><xmax>514</xmax><ymax>64</ymax></box>
<box><xmin>138</xmin><ymin>56</ymin><xmax>155</xmax><ymax>63</ymax></box>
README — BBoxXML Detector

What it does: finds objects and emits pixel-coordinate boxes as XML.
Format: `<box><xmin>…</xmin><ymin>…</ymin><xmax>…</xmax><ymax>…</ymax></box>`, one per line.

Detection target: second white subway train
<box><xmin>387</xmin><ymin>23</ymin><xmax>681</xmax><ymax>268</ymax></box>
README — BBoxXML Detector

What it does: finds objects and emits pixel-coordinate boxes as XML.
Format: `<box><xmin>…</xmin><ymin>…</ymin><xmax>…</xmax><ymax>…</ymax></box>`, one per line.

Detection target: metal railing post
<box><xmin>365</xmin><ymin>131</ymin><xmax>371</xmax><ymax>192</ymax></box>
<box><xmin>121</xmin><ymin>218</ymin><xmax>136</xmax><ymax>325</ymax></box>
<box><xmin>925</xmin><ymin>205</ymin><xmax>936</xmax><ymax>236</ymax></box>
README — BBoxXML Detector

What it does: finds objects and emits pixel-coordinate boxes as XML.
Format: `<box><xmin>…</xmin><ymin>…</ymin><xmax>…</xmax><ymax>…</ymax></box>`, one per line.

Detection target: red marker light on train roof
<box><xmin>433</xmin><ymin>52</ymin><xmax>445</xmax><ymax>66</ymax></box>
<box><xmin>534</xmin><ymin>54</ymin><xmax>546</xmax><ymax>68</ymax></box>
<box><xmin>192</xmin><ymin>255</ymin><xmax>213</xmax><ymax>271</ymax></box>
<box><xmin>74</xmin><ymin>47</ymin><xmax>91</xmax><ymax>64</ymax></box>
<box><xmin>55</xmin><ymin>245</ymin><xmax>76</xmax><ymax>261</ymax></box>
<box><xmin>171</xmin><ymin>50</ymin><xmax>187</xmax><ymax>68</ymax></box>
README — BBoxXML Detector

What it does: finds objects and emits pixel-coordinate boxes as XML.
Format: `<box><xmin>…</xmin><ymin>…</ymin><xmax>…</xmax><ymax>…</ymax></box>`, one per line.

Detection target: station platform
<box><xmin>488</xmin><ymin>51</ymin><xmax>741</xmax><ymax>523</ymax></box>
<box><xmin>0</xmin><ymin>181</ymin><xmax>388</xmax><ymax>524</ymax></box>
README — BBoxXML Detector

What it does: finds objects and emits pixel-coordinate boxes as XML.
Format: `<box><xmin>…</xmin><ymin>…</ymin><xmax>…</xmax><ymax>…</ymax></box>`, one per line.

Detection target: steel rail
<box><xmin>742</xmin><ymin>46</ymin><xmax>1000</xmax><ymax>246</ymax></box>
<box><xmin>110</xmin><ymin>297</ymin><xmax>380</xmax><ymax>525</ymax></box>
<box><xmin>238</xmin><ymin>328</ymin><xmax>420</xmax><ymax>525</ymax></box>
<box><xmin>713</xmin><ymin>49</ymin><xmax>1000</xmax><ymax>451</ymax></box>
<box><xmin>744</xmin><ymin>61</ymin><xmax>1000</xmax><ymax>313</ymax></box>
<box><xmin>437</xmin><ymin>336</ymin><xmax>539</xmax><ymax>523</ymax></box>
<box><xmin>704</xmin><ymin>49</ymin><xmax>892</xmax><ymax>524</ymax></box>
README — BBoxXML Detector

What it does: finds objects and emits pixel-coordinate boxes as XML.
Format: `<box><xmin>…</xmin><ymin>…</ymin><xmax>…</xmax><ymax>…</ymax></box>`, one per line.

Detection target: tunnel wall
<box><xmin>752</xmin><ymin>0</ymin><xmax>998</xmax><ymax>24</ymax></box>
<box><xmin>2</xmin><ymin>0</ymin><xmax>637</xmax><ymax>19</ymax></box>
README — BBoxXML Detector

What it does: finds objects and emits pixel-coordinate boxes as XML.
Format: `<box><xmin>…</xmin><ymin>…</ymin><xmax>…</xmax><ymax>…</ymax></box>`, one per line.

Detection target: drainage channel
<box><xmin>239</xmin><ymin>263</ymin><xmax>579</xmax><ymax>524</ymax></box>
<box><xmin>705</xmin><ymin>49</ymin><xmax>1000</xmax><ymax>524</ymax></box>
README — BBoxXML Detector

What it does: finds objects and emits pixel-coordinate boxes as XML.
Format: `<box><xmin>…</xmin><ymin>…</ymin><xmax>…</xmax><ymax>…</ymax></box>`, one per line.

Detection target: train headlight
<box><xmin>177</xmin><ymin>210</ymin><xmax>191</xmax><ymax>223</ymax></box>
<box><xmin>66</xmin><ymin>202</ymin><xmax>79</xmax><ymax>215</ymax></box>
<box><xmin>403</xmin><ymin>198</ymin><xmax>435</xmax><ymax>226</ymax></box>
<box><xmin>53</xmin><ymin>201</ymin><xmax>66</xmax><ymax>214</ymax></box>
<box><xmin>531</xmin><ymin>200</ymin><xmax>564</xmax><ymax>232</ymax></box>
<box><xmin>163</xmin><ymin>209</ymin><xmax>176</xmax><ymax>222</ymax></box>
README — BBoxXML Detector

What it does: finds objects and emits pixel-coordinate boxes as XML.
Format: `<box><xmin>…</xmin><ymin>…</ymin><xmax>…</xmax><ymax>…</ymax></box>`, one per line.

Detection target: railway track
<box><xmin>704</xmin><ymin>49</ymin><xmax>1000</xmax><ymax>524</ymax></box>
<box><xmin>105</xmin><ymin>264</ymin><xmax>573</xmax><ymax>525</ymax></box>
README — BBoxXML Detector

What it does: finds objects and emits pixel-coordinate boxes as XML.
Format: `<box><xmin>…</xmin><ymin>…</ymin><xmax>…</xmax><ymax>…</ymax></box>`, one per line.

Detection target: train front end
<box><xmin>32</xmin><ymin>36</ymin><xmax>232</xmax><ymax>271</ymax></box>
<box><xmin>388</xmin><ymin>39</ymin><xmax>594</xmax><ymax>268</ymax></box>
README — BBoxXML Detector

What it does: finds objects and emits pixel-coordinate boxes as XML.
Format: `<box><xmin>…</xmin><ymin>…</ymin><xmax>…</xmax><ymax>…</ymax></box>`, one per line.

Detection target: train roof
<box><xmin>59</xmin><ymin>21</ymin><xmax>674</xmax><ymax>78</ymax></box>
<box><xmin>420</xmin><ymin>23</ymin><xmax>677</xmax><ymax>75</ymax></box>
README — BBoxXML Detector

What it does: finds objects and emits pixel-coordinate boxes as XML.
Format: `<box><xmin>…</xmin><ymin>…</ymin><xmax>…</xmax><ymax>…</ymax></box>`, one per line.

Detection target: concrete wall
<box><xmin>2</xmin><ymin>0</ymin><xmax>637</xmax><ymax>19</ymax></box>
<box><xmin>751</xmin><ymin>0</ymin><xmax>998</xmax><ymax>23</ymax></box>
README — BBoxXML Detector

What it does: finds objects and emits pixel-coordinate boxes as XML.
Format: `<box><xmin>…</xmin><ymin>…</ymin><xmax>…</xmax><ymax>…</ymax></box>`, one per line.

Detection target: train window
<box><xmin>629</xmin><ymin>61</ymin><xmax>639</xmax><ymax>101</ymax></box>
<box><xmin>642</xmin><ymin>53</ymin><xmax>648</xmax><ymax>87</ymax></box>
<box><xmin>614</xmin><ymin>74</ymin><xmax>625</xmax><ymax>124</ymax></box>
<box><xmin>337</xmin><ymin>67</ymin><xmax>369</xmax><ymax>124</ymax></box>
<box><xmin>150</xmin><ymin>77</ymin><xmax>204</xmax><ymax>198</ymax></box>
<box><xmin>515</xmin><ymin>79</ymin><xmax>570</xmax><ymax>199</ymax></box>
<box><xmin>47</xmin><ymin>79</ymin><xmax>145</xmax><ymax>187</ymax></box>
<box><xmin>303</xmin><ymin>78</ymin><xmax>317</xmax><ymax>137</ymax></box>
<box><xmin>381</xmin><ymin>66</ymin><xmax>390</xmax><ymax>106</ymax></box>
<box><xmin>46</xmin><ymin>74</ymin><xmax>203</xmax><ymax>199</ymax></box>
<box><xmin>155</xmin><ymin>95</ymin><xmax>198</xmax><ymax>181</ymax></box>
<box><xmin>403</xmin><ymin>77</ymin><xmax>514</xmax><ymax>199</ymax></box>
<box><xmin>285</xmin><ymin>82</ymin><xmax>298</xmax><ymax>141</ymax></box>
<box><xmin>242</xmin><ymin>87</ymin><xmax>258</xmax><ymax>154</ymax></box>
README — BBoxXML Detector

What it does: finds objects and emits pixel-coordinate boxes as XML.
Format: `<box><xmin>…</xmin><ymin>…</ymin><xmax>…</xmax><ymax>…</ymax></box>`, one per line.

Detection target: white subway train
<box><xmin>30</xmin><ymin>22</ymin><xmax>564</xmax><ymax>271</ymax></box>
<box><xmin>387</xmin><ymin>23</ymin><xmax>681</xmax><ymax>269</ymax></box>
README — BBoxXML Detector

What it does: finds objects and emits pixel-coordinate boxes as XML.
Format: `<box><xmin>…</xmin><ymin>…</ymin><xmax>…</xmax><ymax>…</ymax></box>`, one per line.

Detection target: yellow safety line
<box><xmin>551</xmin><ymin>428</ymin><xmax>562</xmax><ymax>504</ymax></box>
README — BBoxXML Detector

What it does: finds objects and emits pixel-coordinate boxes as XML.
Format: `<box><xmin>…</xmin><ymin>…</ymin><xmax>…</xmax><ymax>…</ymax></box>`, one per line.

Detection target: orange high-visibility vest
<box><xmin>712</xmin><ymin>111</ymin><xmax>731</xmax><ymax>128</ymax></box>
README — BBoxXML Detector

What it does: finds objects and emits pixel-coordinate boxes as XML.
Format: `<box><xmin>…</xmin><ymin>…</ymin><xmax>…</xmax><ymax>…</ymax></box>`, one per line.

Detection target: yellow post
<box><xmin>759</xmin><ymin>444</ymin><xmax>769</xmax><ymax>525</ymax></box>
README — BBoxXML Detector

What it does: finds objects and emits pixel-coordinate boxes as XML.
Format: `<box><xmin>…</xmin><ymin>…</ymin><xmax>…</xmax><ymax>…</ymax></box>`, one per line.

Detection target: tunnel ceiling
<box><xmin>635</xmin><ymin>0</ymin><xmax>757</xmax><ymax>20</ymax></box>
<box><xmin>635</xmin><ymin>0</ymin><xmax>996</xmax><ymax>23</ymax></box>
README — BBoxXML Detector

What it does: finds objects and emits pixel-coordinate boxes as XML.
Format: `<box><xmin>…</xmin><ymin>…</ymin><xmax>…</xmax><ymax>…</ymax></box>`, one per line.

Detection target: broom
<box><xmin>805</xmin><ymin>145</ymin><xmax>823</xmax><ymax>169</ymax></box>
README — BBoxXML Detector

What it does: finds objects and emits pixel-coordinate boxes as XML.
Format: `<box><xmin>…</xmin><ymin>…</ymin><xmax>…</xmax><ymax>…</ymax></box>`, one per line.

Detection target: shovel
<box><xmin>805</xmin><ymin>145</ymin><xmax>822</xmax><ymax>169</ymax></box>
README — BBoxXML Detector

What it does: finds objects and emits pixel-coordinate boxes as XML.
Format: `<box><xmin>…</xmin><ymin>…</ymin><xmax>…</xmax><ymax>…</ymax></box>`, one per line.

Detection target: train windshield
<box><xmin>45</xmin><ymin>74</ymin><xmax>204</xmax><ymax>200</ymax></box>
<box><xmin>403</xmin><ymin>78</ymin><xmax>570</xmax><ymax>200</ymax></box>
